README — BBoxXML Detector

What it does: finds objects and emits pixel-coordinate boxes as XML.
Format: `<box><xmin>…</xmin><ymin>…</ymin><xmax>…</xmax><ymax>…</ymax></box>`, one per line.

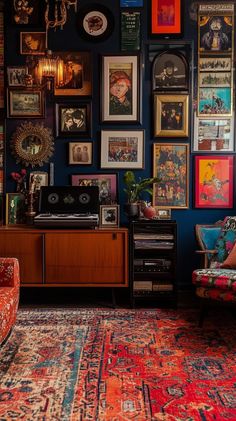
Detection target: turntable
<box><xmin>34</xmin><ymin>186</ymin><xmax>99</xmax><ymax>228</ymax></box>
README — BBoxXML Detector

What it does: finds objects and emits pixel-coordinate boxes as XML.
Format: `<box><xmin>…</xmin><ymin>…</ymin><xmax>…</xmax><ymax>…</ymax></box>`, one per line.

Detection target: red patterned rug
<box><xmin>0</xmin><ymin>308</ymin><xmax>236</xmax><ymax>420</ymax></box>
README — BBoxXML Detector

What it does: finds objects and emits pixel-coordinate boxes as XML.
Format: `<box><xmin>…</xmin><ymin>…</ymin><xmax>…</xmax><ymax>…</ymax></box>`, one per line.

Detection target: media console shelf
<box><xmin>130</xmin><ymin>220</ymin><xmax>177</xmax><ymax>307</ymax></box>
<box><xmin>0</xmin><ymin>226</ymin><xmax>129</xmax><ymax>288</ymax></box>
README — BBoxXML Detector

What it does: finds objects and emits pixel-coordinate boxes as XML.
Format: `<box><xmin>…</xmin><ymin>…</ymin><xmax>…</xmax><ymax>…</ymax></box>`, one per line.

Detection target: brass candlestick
<box><xmin>25</xmin><ymin>192</ymin><xmax>36</xmax><ymax>225</ymax></box>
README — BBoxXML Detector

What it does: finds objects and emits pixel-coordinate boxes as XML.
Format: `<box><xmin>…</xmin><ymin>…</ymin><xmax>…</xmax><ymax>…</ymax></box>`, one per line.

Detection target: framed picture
<box><xmin>6</xmin><ymin>193</ymin><xmax>26</xmax><ymax>225</ymax></box>
<box><xmin>121</xmin><ymin>11</ymin><xmax>141</xmax><ymax>51</ymax></box>
<box><xmin>152</xmin><ymin>50</ymin><xmax>188</xmax><ymax>91</ymax></box>
<box><xmin>154</xmin><ymin>94</ymin><xmax>189</xmax><ymax>137</ymax></box>
<box><xmin>77</xmin><ymin>4</ymin><xmax>114</xmax><ymax>42</ymax></box>
<box><xmin>199</xmin><ymin>57</ymin><xmax>232</xmax><ymax>72</ymax></box>
<box><xmin>100</xmin><ymin>130</ymin><xmax>144</xmax><ymax>169</ymax></box>
<box><xmin>199</xmin><ymin>71</ymin><xmax>231</xmax><ymax>88</ymax></box>
<box><xmin>55</xmin><ymin>102</ymin><xmax>91</xmax><ymax>137</ymax></box>
<box><xmin>12</xmin><ymin>0</ymin><xmax>43</xmax><ymax>25</ymax></box>
<box><xmin>99</xmin><ymin>205</ymin><xmax>120</xmax><ymax>228</ymax></box>
<box><xmin>29</xmin><ymin>171</ymin><xmax>48</xmax><ymax>192</ymax></box>
<box><xmin>7</xmin><ymin>66</ymin><xmax>28</xmax><ymax>87</ymax></box>
<box><xmin>151</xmin><ymin>0</ymin><xmax>183</xmax><ymax>37</ymax></box>
<box><xmin>101</xmin><ymin>54</ymin><xmax>140</xmax><ymax>123</ymax></box>
<box><xmin>71</xmin><ymin>173</ymin><xmax>118</xmax><ymax>204</ymax></box>
<box><xmin>7</xmin><ymin>88</ymin><xmax>44</xmax><ymax>118</ymax></box>
<box><xmin>198</xmin><ymin>87</ymin><xmax>232</xmax><ymax>116</ymax></box>
<box><xmin>20</xmin><ymin>32</ymin><xmax>47</xmax><ymax>55</ymax></box>
<box><xmin>198</xmin><ymin>14</ymin><xmax>233</xmax><ymax>54</ymax></box>
<box><xmin>194</xmin><ymin>155</ymin><xmax>234</xmax><ymax>209</ymax></box>
<box><xmin>54</xmin><ymin>51</ymin><xmax>92</xmax><ymax>96</ymax></box>
<box><xmin>120</xmin><ymin>0</ymin><xmax>143</xmax><ymax>6</ymax></box>
<box><xmin>155</xmin><ymin>207</ymin><xmax>172</xmax><ymax>219</ymax></box>
<box><xmin>193</xmin><ymin>114</ymin><xmax>234</xmax><ymax>153</ymax></box>
<box><xmin>153</xmin><ymin>143</ymin><xmax>189</xmax><ymax>209</ymax></box>
<box><xmin>69</xmin><ymin>142</ymin><xmax>92</xmax><ymax>165</ymax></box>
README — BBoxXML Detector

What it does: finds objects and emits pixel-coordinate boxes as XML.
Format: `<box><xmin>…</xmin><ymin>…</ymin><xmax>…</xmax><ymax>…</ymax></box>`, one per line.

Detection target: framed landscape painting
<box><xmin>153</xmin><ymin>143</ymin><xmax>189</xmax><ymax>209</ymax></box>
<box><xmin>194</xmin><ymin>155</ymin><xmax>233</xmax><ymax>208</ymax></box>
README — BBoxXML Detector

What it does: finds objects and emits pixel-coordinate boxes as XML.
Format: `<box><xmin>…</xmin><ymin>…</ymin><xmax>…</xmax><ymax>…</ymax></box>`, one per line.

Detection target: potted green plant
<box><xmin>123</xmin><ymin>170</ymin><xmax>160</xmax><ymax>219</ymax></box>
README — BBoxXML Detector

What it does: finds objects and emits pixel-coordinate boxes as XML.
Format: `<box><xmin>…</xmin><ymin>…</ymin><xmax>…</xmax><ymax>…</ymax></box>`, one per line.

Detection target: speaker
<box><xmin>39</xmin><ymin>186</ymin><xmax>99</xmax><ymax>214</ymax></box>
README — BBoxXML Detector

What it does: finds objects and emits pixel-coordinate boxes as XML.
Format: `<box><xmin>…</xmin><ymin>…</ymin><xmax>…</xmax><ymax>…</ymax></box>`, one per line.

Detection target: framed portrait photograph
<box><xmin>6</xmin><ymin>193</ymin><xmax>26</xmax><ymax>225</ymax></box>
<box><xmin>199</xmin><ymin>57</ymin><xmax>232</xmax><ymax>72</ymax></box>
<box><xmin>198</xmin><ymin>87</ymin><xmax>232</xmax><ymax>117</ymax></box>
<box><xmin>194</xmin><ymin>155</ymin><xmax>234</xmax><ymax>209</ymax></box>
<box><xmin>99</xmin><ymin>205</ymin><xmax>120</xmax><ymax>228</ymax></box>
<box><xmin>155</xmin><ymin>207</ymin><xmax>172</xmax><ymax>219</ymax></box>
<box><xmin>101</xmin><ymin>54</ymin><xmax>140</xmax><ymax>123</ymax></box>
<box><xmin>193</xmin><ymin>114</ymin><xmax>234</xmax><ymax>153</ymax></box>
<box><xmin>198</xmin><ymin>14</ymin><xmax>233</xmax><ymax>54</ymax></box>
<box><xmin>20</xmin><ymin>32</ymin><xmax>47</xmax><ymax>55</ymax></box>
<box><xmin>154</xmin><ymin>94</ymin><xmax>189</xmax><ymax>137</ymax></box>
<box><xmin>69</xmin><ymin>142</ymin><xmax>92</xmax><ymax>165</ymax></box>
<box><xmin>7</xmin><ymin>66</ymin><xmax>28</xmax><ymax>87</ymax></box>
<box><xmin>152</xmin><ymin>51</ymin><xmax>188</xmax><ymax>91</ymax></box>
<box><xmin>153</xmin><ymin>143</ymin><xmax>189</xmax><ymax>209</ymax></box>
<box><xmin>55</xmin><ymin>102</ymin><xmax>91</xmax><ymax>137</ymax></box>
<box><xmin>151</xmin><ymin>0</ymin><xmax>183</xmax><ymax>37</ymax></box>
<box><xmin>100</xmin><ymin>130</ymin><xmax>144</xmax><ymax>169</ymax></box>
<box><xmin>71</xmin><ymin>173</ymin><xmax>118</xmax><ymax>204</ymax></box>
<box><xmin>29</xmin><ymin>171</ymin><xmax>48</xmax><ymax>192</ymax></box>
<box><xmin>77</xmin><ymin>4</ymin><xmax>114</xmax><ymax>42</ymax></box>
<box><xmin>54</xmin><ymin>51</ymin><xmax>92</xmax><ymax>96</ymax></box>
<box><xmin>7</xmin><ymin>88</ymin><xmax>44</xmax><ymax>118</ymax></box>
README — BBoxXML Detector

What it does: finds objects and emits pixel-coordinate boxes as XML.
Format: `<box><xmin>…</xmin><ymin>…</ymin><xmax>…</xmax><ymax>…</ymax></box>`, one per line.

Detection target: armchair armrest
<box><xmin>195</xmin><ymin>249</ymin><xmax>218</xmax><ymax>269</ymax></box>
<box><xmin>195</xmin><ymin>250</ymin><xmax>218</xmax><ymax>255</ymax></box>
<box><xmin>0</xmin><ymin>258</ymin><xmax>20</xmax><ymax>288</ymax></box>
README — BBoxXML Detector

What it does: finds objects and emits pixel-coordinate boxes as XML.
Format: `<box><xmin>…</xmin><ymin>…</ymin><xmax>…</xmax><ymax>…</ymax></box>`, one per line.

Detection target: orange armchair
<box><xmin>0</xmin><ymin>258</ymin><xmax>20</xmax><ymax>345</ymax></box>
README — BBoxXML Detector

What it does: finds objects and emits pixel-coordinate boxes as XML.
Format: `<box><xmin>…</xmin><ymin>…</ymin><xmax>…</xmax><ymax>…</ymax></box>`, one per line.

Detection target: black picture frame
<box><xmin>77</xmin><ymin>4</ymin><xmax>114</xmax><ymax>42</ymax></box>
<box><xmin>55</xmin><ymin>101</ymin><xmax>92</xmax><ymax>138</ymax></box>
<box><xmin>152</xmin><ymin>50</ymin><xmax>189</xmax><ymax>91</ymax></box>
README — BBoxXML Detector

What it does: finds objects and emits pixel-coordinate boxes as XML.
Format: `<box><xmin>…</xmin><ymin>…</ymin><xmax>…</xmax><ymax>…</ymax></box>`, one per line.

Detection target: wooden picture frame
<box><xmin>6</xmin><ymin>193</ymin><xmax>26</xmax><ymax>225</ymax></box>
<box><xmin>71</xmin><ymin>173</ymin><xmax>118</xmax><ymax>204</ymax></box>
<box><xmin>7</xmin><ymin>66</ymin><xmax>28</xmax><ymax>87</ymax></box>
<box><xmin>69</xmin><ymin>142</ymin><xmax>92</xmax><ymax>165</ymax></box>
<box><xmin>7</xmin><ymin>88</ymin><xmax>44</xmax><ymax>118</ymax></box>
<box><xmin>194</xmin><ymin>155</ymin><xmax>234</xmax><ymax>209</ymax></box>
<box><xmin>100</xmin><ymin>129</ymin><xmax>144</xmax><ymax>169</ymax></box>
<box><xmin>193</xmin><ymin>113</ymin><xmax>234</xmax><ymax>153</ymax></box>
<box><xmin>155</xmin><ymin>207</ymin><xmax>172</xmax><ymax>219</ymax></box>
<box><xmin>55</xmin><ymin>102</ymin><xmax>91</xmax><ymax>138</ymax></box>
<box><xmin>29</xmin><ymin>171</ymin><xmax>48</xmax><ymax>192</ymax></box>
<box><xmin>20</xmin><ymin>32</ymin><xmax>47</xmax><ymax>55</ymax></box>
<box><xmin>101</xmin><ymin>54</ymin><xmax>140</xmax><ymax>123</ymax></box>
<box><xmin>99</xmin><ymin>204</ymin><xmax>120</xmax><ymax>228</ymax></box>
<box><xmin>151</xmin><ymin>0</ymin><xmax>183</xmax><ymax>37</ymax></box>
<box><xmin>54</xmin><ymin>51</ymin><xmax>92</xmax><ymax>96</ymax></box>
<box><xmin>153</xmin><ymin>143</ymin><xmax>189</xmax><ymax>209</ymax></box>
<box><xmin>152</xmin><ymin>50</ymin><xmax>188</xmax><ymax>91</ymax></box>
<box><xmin>154</xmin><ymin>94</ymin><xmax>189</xmax><ymax>137</ymax></box>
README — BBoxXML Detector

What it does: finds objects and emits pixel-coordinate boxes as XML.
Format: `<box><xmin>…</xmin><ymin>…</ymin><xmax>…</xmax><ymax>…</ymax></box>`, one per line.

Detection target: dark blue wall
<box><xmin>4</xmin><ymin>0</ymin><xmax>236</xmax><ymax>288</ymax></box>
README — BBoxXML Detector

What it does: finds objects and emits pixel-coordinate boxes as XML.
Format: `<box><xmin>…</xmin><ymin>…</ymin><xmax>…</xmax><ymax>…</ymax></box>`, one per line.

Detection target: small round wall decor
<box><xmin>77</xmin><ymin>4</ymin><xmax>114</xmax><ymax>42</ymax></box>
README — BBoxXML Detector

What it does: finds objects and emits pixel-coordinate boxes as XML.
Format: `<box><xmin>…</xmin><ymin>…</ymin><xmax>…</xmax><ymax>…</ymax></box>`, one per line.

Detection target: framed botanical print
<box><xmin>101</xmin><ymin>54</ymin><xmax>140</xmax><ymax>123</ymax></box>
<box><xmin>69</xmin><ymin>142</ymin><xmax>92</xmax><ymax>165</ymax></box>
<box><xmin>55</xmin><ymin>102</ymin><xmax>91</xmax><ymax>137</ymax></box>
<box><xmin>154</xmin><ymin>94</ymin><xmax>189</xmax><ymax>137</ymax></box>
<box><xmin>152</xmin><ymin>50</ymin><xmax>188</xmax><ymax>91</ymax></box>
<box><xmin>100</xmin><ymin>130</ymin><xmax>144</xmax><ymax>169</ymax></box>
<box><xmin>194</xmin><ymin>155</ymin><xmax>234</xmax><ymax>208</ymax></box>
<box><xmin>151</xmin><ymin>0</ymin><xmax>183</xmax><ymax>37</ymax></box>
<box><xmin>193</xmin><ymin>113</ymin><xmax>234</xmax><ymax>152</ymax></box>
<box><xmin>71</xmin><ymin>173</ymin><xmax>118</xmax><ymax>204</ymax></box>
<box><xmin>7</xmin><ymin>88</ymin><xmax>44</xmax><ymax>118</ymax></box>
<box><xmin>6</xmin><ymin>193</ymin><xmax>26</xmax><ymax>225</ymax></box>
<box><xmin>20</xmin><ymin>32</ymin><xmax>47</xmax><ymax>55</ymax></box>
<box><xmin>54</xmin><ymin>51</ymin><xmax>92</xmax><ymax>96</ymax></box>
<box><xmin>99</xmin><ymin>205</ymin><xmax>120</xmax><ymax>228</ymax></box>
<box><xmin>153</xmin><ymin>143</ymin><xmax>189</xmax><ymax>209</ymax></box>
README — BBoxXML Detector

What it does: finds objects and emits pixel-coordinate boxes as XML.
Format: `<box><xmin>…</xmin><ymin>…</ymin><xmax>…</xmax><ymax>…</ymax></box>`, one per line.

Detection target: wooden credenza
<box><xmin>0</xmin><ymin>226</ymin><xmax>129</xmax><ymax>287</ymax></box>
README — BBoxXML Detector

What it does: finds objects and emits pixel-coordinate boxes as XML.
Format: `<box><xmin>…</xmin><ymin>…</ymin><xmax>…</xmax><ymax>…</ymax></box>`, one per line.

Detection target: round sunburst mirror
<box><xmin>11</xmin><ymin>121</ymin><xmax>54</xmax><ymax>167</ymax></box>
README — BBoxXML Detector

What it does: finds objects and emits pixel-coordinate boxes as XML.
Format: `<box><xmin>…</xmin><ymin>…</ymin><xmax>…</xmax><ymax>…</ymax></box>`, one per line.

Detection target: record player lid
<box><xmin>39</xmin><ymin>186</ymin><xmax>99</xmax><ymax>214</ymax></box>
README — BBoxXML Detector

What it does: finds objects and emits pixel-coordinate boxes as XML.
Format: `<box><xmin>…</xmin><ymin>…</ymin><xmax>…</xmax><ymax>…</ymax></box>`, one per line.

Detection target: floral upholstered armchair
<box><xmin>0</xmin><ymin>258</ymin><xmax>20</xmax><ymax>344</ymax></box>
<box><xmin>192</xmin><ymin>216</ymin><xmax>236</xmax><ymax>326</ymax></box>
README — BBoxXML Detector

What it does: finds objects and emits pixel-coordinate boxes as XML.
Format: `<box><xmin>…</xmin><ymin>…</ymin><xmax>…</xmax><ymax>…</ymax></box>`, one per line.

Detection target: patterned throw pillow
<box><xmin>221</xmin><ymin>241</ymin><xmax>236</xmax><ymax>269</ymax></box>
<box><xmin>215</xmin><ymin>216</ymin><xmax>236</xmax><ymax>263</ymax></box>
